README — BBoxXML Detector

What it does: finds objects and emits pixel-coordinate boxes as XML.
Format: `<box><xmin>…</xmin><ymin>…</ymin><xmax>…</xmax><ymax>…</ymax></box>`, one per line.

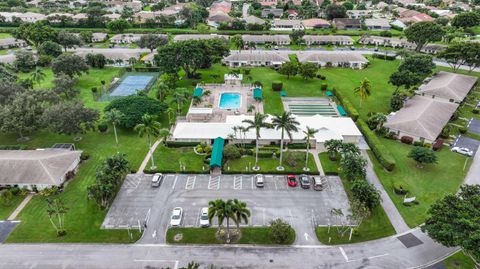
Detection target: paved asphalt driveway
<box><xmin>452</xmin><ymin>135</ymin><xmax>480</xmax><ymax>155</ymax></box>
<box><xmin>103</xmin><ymin>174</ymin><xmax>351</xmax><ymax>245</ymax></box>
<box><xmin>467</xmin><ymin>118</ymin><xmax>480</xmax><ymax>135</ymax></box>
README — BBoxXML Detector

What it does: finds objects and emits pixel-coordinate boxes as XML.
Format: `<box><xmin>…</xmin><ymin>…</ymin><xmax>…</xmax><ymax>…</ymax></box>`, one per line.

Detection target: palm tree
<box><xmin>30</xmin><ymin>67</ymin><xmax>45</xmax><ymax>87</ymax></box>
<box><xmin>172</xmin><ymin>88</ymin><xmax>188</xmax><ymax>114</ymax></box>
<box><xmin>208</xmin><ymin>199</ymin><xmax>236</xmax><ymax>242</ymax></box>
<box><xmin>325</xmin><ymin>139</ymin><xmax>343</xmax><ymax>161</ymax></box>
<box><xmin>371</xmin><ymin>113</ymin><xmax>387</xmax><ymax>130</ymax></box>
<box><xmin>303</xmin><ymin>126</ymin><xmax>318</xmax><ymax>171</ymax></box>
<box><xmin>232</xmin><ymin>199</ymin><xmax>250</xmax><ymax>229</ymax></box>
<box><xmin>154</xmin><ymin>82</ymin><xmax>170</xmax><ymax>102</ymax></box>
<box><xmin>134</xmin><ymin>114</ymin><xmax>162</xmax><ymax>169</ymax></box>
<box><xmin>104</xmin><ymin>108</ymin><xmax>124</xmax><ymax>147</ymax></box>
<box><xmin>230</xmin><ymin>35</ymin><xmax>244</xmax><ymax>51</ymax></box>
<box><xmin>354</xmin><ymin>77</ymin><xmax>371</xmax><ymax>108</ymax></box>
<box><xmin>243</xmin><ymin>113</ymin><xmax>271</xmax><ymax>170</ymax></box>
<box><xmin>272</xmin><ymin>112</ymin><xmax>300</xmax><ymax>171</ymax></box>
<box><xmin>159</xmin><ymin>128</ymin><xmax>171</xmax><ymax>146</ymax></box>
<box><xmin>166</xmin><ymin>107</ymin><xmax>176</xmax><ymax>125</ymax></box>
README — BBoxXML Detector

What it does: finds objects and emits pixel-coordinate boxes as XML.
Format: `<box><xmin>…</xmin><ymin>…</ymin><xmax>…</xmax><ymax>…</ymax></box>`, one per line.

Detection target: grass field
<box><xmin>152</xmin><ymin>146</ymin><xmax>207</xmax><ymax>172</ymax></box>
<box><xmin>444</xmin><ymin>251</ymin><xmax>477</xmax><ymax>269</ymax></box>
<box><xmin>2</xmin><ymin>129</ymin><xmax>146</xmax><ymax>243</ymax></box>
<box><xmin>0</xmin><ymin>195</ymin><xmax>26</xmax><ymax>220</ymax></box>
<box><xmin>0</xmin><ymin>33</ymin><xmax>12</xmax><ymax>38</ymax></box>
<box><xmin>318</xmin><ymin>152</ymin><xmax>339</xmax><ymax>175</ymax></box>
<box><xmin>166</xmin><ymin>227</ymin><xmax>295</xmax><ymax>245</ymax></box>
<box><xmin>225</xmin><ymin>153</ymin><xmax>318</xmax><ymax>174</ymax></box>
<box><xmin>368</xmin><ymin>140</ymin><xmax>471</xmax><ymax>228</ymax></box>
<box><xmin>316</xmin><ymin>153</ymin><xmax>396</xmax><ymax>244</ymax></box>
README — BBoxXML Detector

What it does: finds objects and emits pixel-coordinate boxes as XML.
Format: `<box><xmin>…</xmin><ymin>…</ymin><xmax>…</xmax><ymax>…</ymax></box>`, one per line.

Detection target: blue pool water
<box><xmin>219</xmin><ymin>93</ymin><xmax>241</xmax><ymax>109</ymax></box>
<box><xmin>109</xmin><ymin>74</ymin><xmax>156</xmax><ymax>97</ymax></box>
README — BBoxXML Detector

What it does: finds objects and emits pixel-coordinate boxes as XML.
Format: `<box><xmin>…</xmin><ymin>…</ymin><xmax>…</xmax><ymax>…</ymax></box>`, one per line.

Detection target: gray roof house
<box><xmin>358</xmin><ymin>36</ymin><xmax>405</xmax><ymax>47</ymax></box>
<box><xmin>74</xmin><ymin>48</ymin><xmax>150</xmax><ymax>65</ymax></box>
<box><xmin>244</xmin><ymin>15</ymin><xmax>265</xmax><ymax>25</ymax></box>
<box><xmin>110</xmin><ymin>33</ymin><xmax>167</xmax><ymax>44</ymax></box>
<box><xmin>0</xmin><ymin>38</ymin><xmax>27</xmax><ymax>49</ymax></box>
<box><xmin>207</xmin><ymin>12</ymin><xmax>233</xmax><ymax>27</ymax></box>
<box><xmin>420</xmin><ymin>43</ymin><xmax>447</xmax><ymax>54</ymax></box>
<box><xmin>417</xmin><ymin>71</ymin><xmax>478</xmax><ymax>103</ymax></box>
<box><xmin>384</xmin><ymin>96</ymin><xmax>459</xmax><ymax>143</ymax></box>
<box><xmin>261</xmin><ymin>8</ymin><xmax>283</xmax><ymax>18</ymax></box>
<box><xmin>303</xmin><ymin>35</ymin><xmax>354</xmax><ymax>45</ymax></box>
<box><xmin>0</xmin><ymin>149</ymin><xmax>82</xmax><ymax>190</ymax></box>
<box><xmin>223</xmin><ymin>51</ymin><xmax>290</xmax><ymax>68</ymax></box>
<box><xmin>242</xmin><ymin>34</ymin><xmax>291</xmax><ymax>45</ymax></box>
<box><xmin>173</xmin><ymin>34</ymin><xmax>227</xmax><ymax>42</ymax></box>
<box><xmin>364</xmin><ymin>19</ymin><xmax>391</xmax><ymax>30</ymax></box>
<box><xmin>332</xmin><ymin>18</ymin><xmax>361</xmax><ymax>30</ymax></box>
<box><xmin>271</xmin><ymin>19</ymin><xmax>304</xmax><ymax>31</ymax></box>
<box><xmin>296</xmin><ymin>52</ymin><xmax>368</xmax><ymax>69</ymax></box>
<box><xmin>346</xmin><ymin>10</ymin><xmax>372</xmax><ymax>19</ymax></box>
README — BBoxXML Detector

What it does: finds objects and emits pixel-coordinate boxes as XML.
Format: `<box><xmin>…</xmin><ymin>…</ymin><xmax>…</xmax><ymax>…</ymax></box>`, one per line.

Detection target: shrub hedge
<box><xmin>165</xmin><ymin>141</ymin><xmax>199</xmax><ymax>148</ymax></box>
<box><xmin>0</xmin><ymin>144</ymin><xmax>28</xmax><ymax>150</ymax></box>
<box><xmin>357</xmin><ymin>119</ymin><xmax>396</xmax><ymax>171</ymax></box>
<box><xmin>331</xmin><ymin>87</ymin><xmax>359</xmax><ymax>121</ymax></box>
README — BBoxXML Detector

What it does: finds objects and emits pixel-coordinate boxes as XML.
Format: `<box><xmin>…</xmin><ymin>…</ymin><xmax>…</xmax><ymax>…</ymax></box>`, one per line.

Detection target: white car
<box><xmin>151</xmin><ymin>173</ymin><xmax>163</xmax><ymax>188</ymax></box>
<box><xmin>199</xmin><ymin>207</ymin><xmax>210</xmax><ymax>227</ymax></box>
<box><xmin>255</xmin><ymin>174</ymin><xmax>264</xmax><ymax>188</ymax></box>
<box><xmin>451</xmin><ymin>147</ymin><xmax>474</xmax><ymax>157</ymax></box>
<box><xmin>170</xmin><ymin>207</ymin><xmax>183</xmax><ymax>227</ymax></box>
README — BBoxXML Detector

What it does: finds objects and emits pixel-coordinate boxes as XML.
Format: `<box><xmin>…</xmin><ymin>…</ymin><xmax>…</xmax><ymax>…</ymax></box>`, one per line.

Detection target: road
<box><xmin>0</xmin><ymin>228</ymin><xmax>455</xmax><ymax>269</ymax></box>
<box><xmin>464</xmin><ymin>145</ymin><xmax>480</xmax><ymax>185</ymax></box>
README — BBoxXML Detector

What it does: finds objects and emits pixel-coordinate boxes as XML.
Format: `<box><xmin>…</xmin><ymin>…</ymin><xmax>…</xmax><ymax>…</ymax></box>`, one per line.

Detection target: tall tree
<box><xmin>451</xmin><ymin>12</ymin><xmax>480</xmax><ymax>29</ymax></box>
<box><xmin>438</xmin><ymin>42</ymin><xmax>480</xmax><ymax>72</ymax></box>
<box><xmin>272</xmin><ymin>112</ymin><xmax>300</xmax><ymax>170</ymax></box>
<box><xmin>404</xmin><ymin>21</ymin><xmax>445</xmax><ymax>51</ymax></box>
<box><xmin>14</xmin><ymin>21</ymin><xmax>57</xmax><ymax>48</ymax></box>
<box><xmin>46</xmin><ymin>199</ymin><xmax>69</xmax><ymax>236</ymax></box>
<box><xmin>232</xmin><ymin>199</ymin><xmax>250</xmax><ymax>229</ymax></box>
<box><xmin>52</xmin><ymin>74</ymin><xmax>79</xmax><ymax>99</ymax></box>
<box><xmin>52</xmin><ymin>54</ymin><xmax>89</xmax><ymax>78</ymax></box>
<box><xmin>298</xmin><ymin>62</ymin><xmax>317</xmax><ymax>80</ymax></box>
<box><xmin>230</xmin><ymin>34</ymin><xmax>244</xmax><ymax>50</ymax></box>
<box><xmin>172</xmin><ymin>88</ymin><xmax>189</xmax><ymax>114</ymax></box>
<box><xmin>303</xmin><ymin>126</ymin><xmax>318</xmax><ymax>171</ymax></box>
<box><xmin>13</xmin><ymin>50</ymin><xmax>36</xmax><ymax>72</ymax></box>
<box><xmin>42</xmin><ymin>101</ymin><xmax>99</xmax><ymax>137</ymax></box>
<box><xmin>37</xmin><ymin>41</ymin><xmax>63</xmax><ymax>57</ymax></box>
<box><xmin>326</xmin><ymin>4</ymin><xmax>347</xmax><ymax>19</ymax></box>
<box><xmin>350</xmin><ymin>180</ymin><xmax>381</xmax><ymax>210</ymax></box>
<box><xmin>325</xmin><ymin>139</ymin><xmax>343</xmax><ymax>161</ymax></box>
<box><xmin>56</xmin><ymin>30</ymin><xmax>82</xmax><ymax>52</ymax></box>
<box><xmin>30</xmin><ymin>67</ymin><xmax>46</xmax><ymax>87</ymax></box>
<box><xmin>354</xmin><ymin>77</ymin><xmax>371</xmax><ymax>108</ymax></box>
<box><xmin>136</xmin><ymin>34</ymin><xmax>168</xmax><ymax>52</ymax></box>
<box><xmin>134</xmin><ymin>114</ymin><xmax>162</xmax><ymax>169</ymax></box>
<box><xmin>208</xmin><ymin>199</ymin><xmax>236</xmax><ymax>242</ymax></box>
<box><xmin>389</xmin><ymin>70</ymin><xmax>422</xmax><ymax>90</ymax></box>
<box><xmin>422</xmin><ymin>185</ymin><xmax>480</xmax><ymax>261</ymax></box>
<box><xmin>398</xmin><ymin>54</ymin><xmax>435</xmax><ymax>78</ymax></box>
<box><xmin>104</xmin><ymin>108</ymin><xmax>125</xmax><ymax>147</ymax></box>
<box><xmin>340</xmin><ymin>152</ymin><xmax>367</xmax><ymax>181</ymax></box>
<box><xmin>278</xmin><ymin>61</ymin><xmax>298</xmax><ymax>79</ymax></box>
<box><xmin>159</xmin><ymin>128</ymin><xmax>172</xmax><ymax>145</ymax></box>
<box><xmin>107</xmin><ymin>19</ymin><xmax>131</xmax><ymax>33</ymax></box>
<box><xmin>243</xmin><ymin>113</ymin><xmax>271</xmax><ymax>170</ymax></box>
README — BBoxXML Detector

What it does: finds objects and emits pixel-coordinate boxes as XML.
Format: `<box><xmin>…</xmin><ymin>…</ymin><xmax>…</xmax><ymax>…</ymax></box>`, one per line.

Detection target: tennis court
<box><xmin>109</xmin><ymin>73</ymin><xmax>157</xmax><ymax>97</ymax></box>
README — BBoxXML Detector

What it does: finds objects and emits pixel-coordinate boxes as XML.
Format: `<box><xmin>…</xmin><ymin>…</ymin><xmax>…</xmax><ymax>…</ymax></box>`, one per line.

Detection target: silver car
<box><xmin>451</xmin><ymin>147</ymin><xmax>474</xmax><ymax>157</ymax></box>
<box><xmin>199</xmin><ymin>207</ymin><xmax>210</xmax><ymax>227</ymax></box>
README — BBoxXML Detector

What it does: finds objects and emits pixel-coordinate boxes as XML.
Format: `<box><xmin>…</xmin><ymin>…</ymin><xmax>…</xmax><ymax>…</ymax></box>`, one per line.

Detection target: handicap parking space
<box><xmin>467</xmin><ymin>118</ymin><xmax>480</xmax><ymax>136</ymax></box>
<box><xmin>452</xmin><ymin>135</ymin><xmax>480</xmax><ymax>155</ymax></box>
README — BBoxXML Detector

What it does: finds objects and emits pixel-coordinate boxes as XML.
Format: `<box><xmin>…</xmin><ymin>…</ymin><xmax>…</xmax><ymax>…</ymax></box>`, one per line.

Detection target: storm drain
<box><xmin>397</xmin><ymin>233</ymin><xmax>423</xmax><ymax>248</ymax></box>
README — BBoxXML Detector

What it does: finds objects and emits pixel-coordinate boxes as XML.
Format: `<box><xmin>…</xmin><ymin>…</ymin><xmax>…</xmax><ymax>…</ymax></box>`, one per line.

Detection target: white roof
<box><xmin>173</xmin><ymin>114</ymin><xmax>361</xmax><ymax>142</ymax></box>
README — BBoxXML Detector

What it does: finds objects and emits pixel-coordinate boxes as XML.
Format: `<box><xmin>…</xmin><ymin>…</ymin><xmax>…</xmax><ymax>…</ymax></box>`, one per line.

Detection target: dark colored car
<box><xmin>299</xmin><ymin>174</ymin><xmax>311</xmax><ymax>189</ymax></box>
<box><xmin>287</xmin><ymin>174</ymin><xmax>297</xmax><ymax>187</ymax></box>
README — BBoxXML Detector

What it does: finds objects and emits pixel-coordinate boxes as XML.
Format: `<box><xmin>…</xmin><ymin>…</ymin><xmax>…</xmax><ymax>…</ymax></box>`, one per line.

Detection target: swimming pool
<box><xmin>109</xmin><ymin>73</ymin><xmax>157</xmax><ymax>97</ymax></box>
<box><xmin>219</xmin><ymin>93</ymin><xmax>241</xmax><ymax>109</ymax></box>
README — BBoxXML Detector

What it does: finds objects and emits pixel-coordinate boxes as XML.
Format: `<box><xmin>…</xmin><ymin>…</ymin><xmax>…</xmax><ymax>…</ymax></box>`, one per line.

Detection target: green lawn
<box><xmin>316</xmin><ymin>154</ymin><xmax>395</xmax><ymax>244</ymax></box>
<box><xmin>368</xmin><ymin>140</ymin><xmax>471</xmax><ymax>228</ymax></box>
<box><xmin>444</xmin><ymin>251</ymin><xmax>477</xmax><ymax>269</ymax></box>
<box><xmin>0</xmin><ymin>33</ymin><xmax>12</xmax><ymax>38</ymax></box>
<box><xmin>151</xmin><ymin>146</ymin><xmax>208</xmax><ymax>173</ymax></box>
<box><xmin>166</xmin><ymin>227</ymin><xmax>295</xmax><ymax>245</ymax></box>
<box><xmin>224</xmin><ymin>153</ymin><xmax>318</xmax><ymax>174</ymax></box>
<box><xmin>2</xmin><ymin>130</ymin><xmax>147</xmax><ymax>243</ymax></box>
<box><xmin>318</xmin><ymin>152</ymin><xmax>339</xmax><ymax>175</ymax></box>
<box><xmin>0</xmin><ymin>195</ymin><xmax>25</xmax><ymax>220</ymax></box>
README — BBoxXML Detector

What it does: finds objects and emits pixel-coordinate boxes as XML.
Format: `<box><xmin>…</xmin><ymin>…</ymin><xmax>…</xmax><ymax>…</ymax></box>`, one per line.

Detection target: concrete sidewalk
<box><xmin>7</xmin><ymin>193</ymin><xmax>34</xmax><ymax>221</ymax></box>
<box><xmin>361</xmin><ymin>151</ymin><xmax>410</xmax><ymax>234</ymax></box>
<box><xmin>464</xmin><ymin>145</ymin><xmax>480</xmax><ymax>185</ymax></box>
<box><xmin>137</xmin><ymin>139</ymin><xmax>161</xmax><ymax>174</ymax></box>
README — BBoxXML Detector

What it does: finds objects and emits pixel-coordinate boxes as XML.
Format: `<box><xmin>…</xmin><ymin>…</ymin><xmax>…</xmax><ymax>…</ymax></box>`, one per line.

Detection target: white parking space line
<box><xmin>208</xmin><ymin>176</ymin><xmax>220</xmax><ymax>190</ymax></box>
<box><xmin>172</xmin><ymin>175</ymin><xmax>178</xmax><ymax>190</ymax></box>
<box><xmin>339</xmin><ymin>247</ymin><xmax>349</xmax><ymax>262</ymax></box>
<box><xmin>233</xmin><ymin>176</ymin><xmax>242</xmax><ymax>190</ymax></box>
<box><xmin>251</xmin><ymin>176</ymin><xmax>254</xmax><ymax>189</ymax></box>
<box><xmin>185</xmin><ymin>176</ymin><xmax>196</xmax><ymax>190</ymax></box>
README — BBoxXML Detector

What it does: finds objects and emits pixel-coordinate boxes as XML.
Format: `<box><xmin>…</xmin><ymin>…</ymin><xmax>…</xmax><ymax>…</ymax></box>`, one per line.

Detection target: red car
<box><xmin>287</xmin><ymin>174</ymin><xmax>297</xmax><ymax>187</ymax></box>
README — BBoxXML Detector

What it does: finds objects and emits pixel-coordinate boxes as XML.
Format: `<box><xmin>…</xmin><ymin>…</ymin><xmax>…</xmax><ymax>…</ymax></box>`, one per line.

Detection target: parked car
<box><xmin>287</xmin><ymin>174</ymin><xmax>297</xmax><ymax>187</ymax></box>
<box><xmin>170</xmin><ymin>207</ymin><xmax>183</xmax><ymax>227</ymax></box>
<box><xmin>199</xmin><ymin>207</ymin><xmax>210</xmax><ymax>227</ymax></box>
<box><xmin>451</xmin><ymin>147</ymin><xmax>474</xmax><ymax>157</ymax></box>
<box><xmin>313</xmin><ymin>177</ymin><xmax>324</xmax><ymax>191</ymax></box>
<box><xmin>299</xmin><ymin>174</ymin><xmax>311</xmax><ymax>189</ymax></box>
<box><xmin>255</xmin><ymin>174</ymin><xmax>264</xmax><ymax>188</ymax></box>
<box><xmin>151</xmin><ymin>173</ymin><xmax>164</xmax><ymax>187</ymax></box>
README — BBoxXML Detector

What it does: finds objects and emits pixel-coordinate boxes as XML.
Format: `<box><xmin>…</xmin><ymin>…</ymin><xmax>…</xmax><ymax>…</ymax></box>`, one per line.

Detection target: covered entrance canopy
<box><xmin>193</xmin><ymin>87</ymin><xmax>203</xmax><ymax>97</ymax></box>
<box><xmin>209</xmin><ymin>137</ymin><xmax>225</xmax><ymax>168</ymax></box>
<box><xmin>253</xmin><ymin>88</ymin><xmax>263</xmax><ymax>101</ymax></box>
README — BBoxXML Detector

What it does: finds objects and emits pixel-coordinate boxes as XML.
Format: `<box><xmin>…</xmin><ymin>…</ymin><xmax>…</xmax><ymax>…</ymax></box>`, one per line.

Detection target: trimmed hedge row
<box><xmin>144</xmin><ymin>168</ymin><xmax>209</xmax><ymax>174</ymax></box>
<box><xmin>331</xmin><ymin>87</ymin><xmax>360</xmax><ymax>121</ymax></box>
<box><xmin>0</xmin><ymin>144</ymin><xmax>28</xmax><ymax>150</ymax></box>
<box><xmin>165</xmin><ymin>141</ymin><xmax>199</xmax><ymax>148</ymax></box>
<box><xmin>357</xmin><ymin>119</ymin><xmax>396</xmax><ymax>171</ymax></box>
<box><xmin>222</xmin><ymin>170</ymin><xmax>318</xmax><ymax>175</ymax></box>
<box><xmin>287</xmin><ymin>143</ymin><xmax>308</xmax><ymax>149</ymax></box>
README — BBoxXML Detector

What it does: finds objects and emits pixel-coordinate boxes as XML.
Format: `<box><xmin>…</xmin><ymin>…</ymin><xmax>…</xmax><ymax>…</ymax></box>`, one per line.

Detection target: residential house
<box><xmin>103</xmin><ymin>13</ymin><xmax>121</xmax><ymax>21</ymax></box>
<box><xmin>358</xmin><ymin>36</ymin><xmax>406</xmax><ymax>47</ymax></box>
<box><xmin>346</xmin><ymin>10</ymin><xmax>372</xmax><ymax>19</ymax></box>
<box><xmin>303</xmin><ymin>35</ymin><xmax>354</xmax><ymax>46</ymax></box>
<box><xmin>242</xmin><ymin>34</ymin><xmax>291</xmax><ymax>45</ymax></box>
<box><xmin>110</xmin><ymin>33</ymin><xmax>167</xmax><ymax>44</ymax></box>
<box><xmin>416</xmin><ymin>71</ymin><xmax>478</xmax><ymax>103</ymax></box>
<box><xmin>74</xmin><ymin>48</ymin><xmax>150</xmax><ymax>65</ymax></box>
<box><xmin>0</xmin><ymin>149</ymin><xmax>82</xmax><ymax>191</ymax></box>
<box><xmin>223</xmin><ymin>50</ymin><xmax>290</xmax><ymax>68</ymax></box>
<box><xmin>420</xmin><ymin>44</ymin><xmax>446</xmax><ymax>54</ymax></box>
<box><xmin>332</xmin><ymin>18</ymin><xmax>361</xmax><ymax>30</ymax></box>
<box><xmin>174</xmin><ymin>34</ymin><xmax>228</xmax><ymax>42</ymax></box>
<box><xmin>91</xmin><ymin>33</ymin><xmax>109</xmax><ymax>43</ymax></box>
<box><xmin>207</xmin><ymin>12</ymin><xmax>233</xmax><ymax>27</ymax></box>
<box><xmin>0</xmin><ymin>12</ymin><xmax>46</xmax><ymax>22</ymax></box>
<box><xmin>296</xmin><ymin>52</ymin><xmax>369</xmax><ymax>69</ymax></box>
<box><xmin>244</xmin><ymin>15</ymin><xmax>265</xmax><ymax>25</ymax></box>
<box><xmin>302</xmin><ymin>18</ymin><xmax>330</xmax><ymax>29</ymax></box>
<box><xmin>271</xmin><ymin>19</ymin><xmax>304</xmax><ymax>31</ymax></box>
<box><xmin>261</xmin><ymin>8</ymin><xmax>283</xmax><ymax>18</ymax></box>
<box><xmin>364</xmin><ymin>18</ymin><xmax>391</xmax><ymax>30</ymax></box>
<box><xmin>209</xmin><ymin>0</ymin><xmax>232</xmax><ymax>14</ymax></box>
<box><xmin>0</xmin><ymin>38</ymin><xmax>27</xmax><ymax>49</ymax></box>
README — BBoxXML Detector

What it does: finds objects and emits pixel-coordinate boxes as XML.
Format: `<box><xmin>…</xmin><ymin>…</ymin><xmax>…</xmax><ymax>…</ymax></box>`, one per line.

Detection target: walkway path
<box><xmin>7</xmin><ymin>193</ymin><xmax>34</xmax><ymax>221</ymax></box>
<box><xmin>137</xmin><ymin>139</ymin><xmax>162</xmax><ymax>174</ymax></box>
<box><xmin>464</xmin><ymin>145</ymin><xmax>480</xmax><ymax>185</ymax></box>
<box><xmin>361</xmin><ymin>150</ymin><xmax>410</xmax><ymax>234</ymax></box>
<box><xmin>311</xmin><ymin>149</ymin><xmax>325</xmax><ymax>176</ymax></box>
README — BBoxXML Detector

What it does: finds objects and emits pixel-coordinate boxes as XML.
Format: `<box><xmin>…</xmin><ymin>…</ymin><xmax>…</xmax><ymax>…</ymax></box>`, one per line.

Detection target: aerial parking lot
<box><xmin>103</xmin><ymin>173</ymin><xmax>351</xmax><ymax>245</ymax></box>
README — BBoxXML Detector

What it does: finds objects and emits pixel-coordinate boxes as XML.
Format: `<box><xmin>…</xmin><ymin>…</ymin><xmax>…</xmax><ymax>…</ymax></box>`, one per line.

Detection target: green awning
<box><xmin>210</xmin><ymin>137</ymin><xmax>225</xmax><ymax>168</ymax></box>
<box><xmin>281</xmin><ymin>90</ymin><xmax>287</xmax><ymax>97</ymax></box>
<box><xmin>326</xmin><ymin>91</ymin><xmax>333</xmax><ymax>97</ymax></box>
<box><xmin>253</xmin><ymin>88</ymin><xmax>263</xmax><ymax>100</ymax></box>
<box><xmin>193</xmin><ymin>87</ymin><xmax>203</xmax><ymax>97</ymax></box>
<box><xmin>337</xmin><ymin>105</ymin><xmax>347</xmax><ymax>116</ymax></box>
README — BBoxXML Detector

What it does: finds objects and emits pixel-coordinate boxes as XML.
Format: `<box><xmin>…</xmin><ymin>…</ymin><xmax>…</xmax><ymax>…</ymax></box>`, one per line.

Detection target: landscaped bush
<box><xmin>331</xmin><ymin>87</ymin><xmax>359</xmax><ymax>121</ymax></box>
<box><xmin>473</xmin><ymin>108</ymin><xmax>479</xmax><ymax>114</ymax></box>
<box><xmin>459</xmin><ymin>127</ymin><xmax>467</xmax><ymax>134</ymax></box>
<box><xmin>393</xmin><ymin>182</ymin><xmax>408</xmax><ymax>195</ymax></box>
<box><xmin>283</xmin><ymin>151</ymin><xmax>304</xmax><ymax>167</ymax></box>
<box><xmin>97</xmin><ymin>122</ymin><xmax>108</xmax><ymax>133</ymax></box>
<box><xmin>432</xmin><ymin>139</ymin><xmax>444</xmax><ymax>151</ymax></box>
<box><xmin>80</xmin><ymin>152</ymin><xmax>90</xmax><ymax>161</ymax></box>
<box><xmin>423</xmin><ymin>143</ymin><xmax>432</xmax><ymax>149</ymax></box>
<box><xmin>272</xmin><ymin>81</ymin><xmax>283</xmax><ymax>91</ymax></box>
<box><xmin>269</xmin><ymin>219</ymin><xmax>294</xmax><ymax>244</ymax></box>
<box><xmin>357</xmin><ymin>119</ymin><xmax>396</xmax><ymax>171</ymax></box>
<box><xmin>223</xmin><ymin>144</ymin><xmax>241</xmax><ymax>160</ymax></box>
<box><xmin>400</xmin><ymin>136</ymin><xmax>414</xmax><ymax>145</ymax></box>
<box><xmin>372</xmin><ymin>53</ymin><xmax>396</xmax><ymax>61</ymax></box>
<box><xmin>165</xmin><ymin>141</ymin><xmax>199</xmax><ymax>148</ymax></box>
<box><xmin>287</xmin><ymin>143</ymin><xmax>308</xmax><ymax>149</ymax></box>
<box><xmin>321</xmin><ymin>83</ymin><xmax>328</xmax><ymax>91</ymax></box>
<box><xmin>104</xmin><ymin>95</ymin><xmax>167</xmax><ymax>129</ymax></box>
<box><xmin>413</xmin><ymin>141</ymin><xmax>424</xmax><ymax>147</ymax></box>
<box><xmin>0</xmin><ymin>145</ymin><xmax>28</xmax><ymax>150</ymax></box>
